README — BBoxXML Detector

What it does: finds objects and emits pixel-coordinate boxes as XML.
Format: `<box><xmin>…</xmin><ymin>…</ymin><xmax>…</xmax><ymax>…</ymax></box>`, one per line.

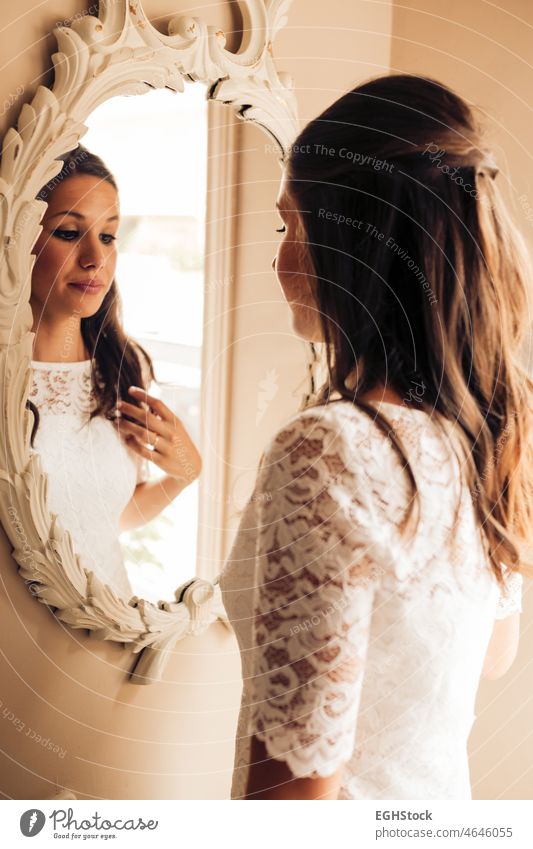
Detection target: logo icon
<box><xmin>256</xmin><ymin>368</ymin><xmax>279</xmax><ymax>425</ymax></box>
<box><xmin>20</xmin><ymin>809</ymin><xmax>46</xmax><ymax>837</ymax></box>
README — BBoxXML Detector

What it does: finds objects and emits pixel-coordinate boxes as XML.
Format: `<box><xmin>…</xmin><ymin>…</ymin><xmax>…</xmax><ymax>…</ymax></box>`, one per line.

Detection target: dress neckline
<box><xmin>31</xmin><ymin>359</ymin><xmax>92</xmax><ymax>372</ymax></box>
<box><xmin>361</xmin><ymin>399</ymin><xmax>431</xmax><ymax>417</ymax></box>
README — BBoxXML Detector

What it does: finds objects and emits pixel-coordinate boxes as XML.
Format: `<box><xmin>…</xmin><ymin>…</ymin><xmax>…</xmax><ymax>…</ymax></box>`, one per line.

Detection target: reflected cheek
<box><xmin>105</xmin><ymin>247</ymin><xmax>118</xmax><ymax>275</ymax></box>
<box><xmin>101</xmin><ymin>259</ymin><xmax>116</xmax><ymax>293</ymax></box>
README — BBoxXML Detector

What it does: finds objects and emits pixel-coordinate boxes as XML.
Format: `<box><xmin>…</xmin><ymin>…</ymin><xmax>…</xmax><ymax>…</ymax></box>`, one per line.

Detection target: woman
<box><xmin>219</xmin><ymin>74</ymin><xmax>532</xmax><ymax>800</ymax></box>
<box><xmin>30</xmin><ymin>145</ymin><xmax>201</xmax><ymax>598</ymax></box>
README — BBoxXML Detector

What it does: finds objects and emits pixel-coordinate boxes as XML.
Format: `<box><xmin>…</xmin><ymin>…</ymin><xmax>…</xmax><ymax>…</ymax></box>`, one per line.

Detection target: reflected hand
<box><xmin>113</xmin><ymin>386</ymin><xmax>202</xmax><ymax>486</ymax></box>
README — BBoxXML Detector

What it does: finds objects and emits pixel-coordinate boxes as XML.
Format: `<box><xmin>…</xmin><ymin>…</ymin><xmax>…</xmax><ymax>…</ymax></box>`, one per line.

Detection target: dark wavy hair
<box><xmin>29</xmin><ymin>144</ymin><xmax>156</xmax><ymax>441</ymax></box>
<box><xmin>285</xmin><ymin>73</ymin><xmax>533</xmax><ymax>584</ymax></box>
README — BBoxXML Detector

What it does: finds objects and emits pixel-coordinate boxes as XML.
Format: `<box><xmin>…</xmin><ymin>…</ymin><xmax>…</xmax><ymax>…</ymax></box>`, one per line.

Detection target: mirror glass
<box><xmin>29</xmin><ymin>85</ymin><xmax>208</xmax><ymax>603</ymax></box>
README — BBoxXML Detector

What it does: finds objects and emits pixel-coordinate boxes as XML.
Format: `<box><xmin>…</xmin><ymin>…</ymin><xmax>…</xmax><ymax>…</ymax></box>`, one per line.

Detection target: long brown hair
<box><xmin>30</xmin><ymin>145</ymin><xmax>156</xmax><ymax>438</ymax></box>
<box><xmin>285</xmin><ymin>73</ymin><xmax>533</xmax><ymax>584</ymax></box>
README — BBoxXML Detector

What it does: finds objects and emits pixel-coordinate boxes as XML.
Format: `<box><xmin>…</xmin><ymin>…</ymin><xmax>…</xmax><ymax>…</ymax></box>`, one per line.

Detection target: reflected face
<box><xmin>31</xmin><ymin>174</ymin><xmax>119</xmax><ymax>323</ymax></box>
<box><xmin>274</xmin><ymin>171</ymin><xmax>323</xmax><ymax>342</ymax></box>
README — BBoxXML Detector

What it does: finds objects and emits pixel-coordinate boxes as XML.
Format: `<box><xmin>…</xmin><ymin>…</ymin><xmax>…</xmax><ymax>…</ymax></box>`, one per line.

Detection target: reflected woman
<box><xmin>29</xmin><ymin>145</ymin><xmax>201</xmax><ymax>598</ymax></box>
<box><xmin>220</xmin><ymin>75</ymin><xmax>532</xmax><ymax>799</ymax></box>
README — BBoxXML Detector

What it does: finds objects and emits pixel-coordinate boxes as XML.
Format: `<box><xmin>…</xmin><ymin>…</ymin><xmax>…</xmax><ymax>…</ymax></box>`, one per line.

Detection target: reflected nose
<box><xmin>271</xmin><ymin>255</ymin><xmax>277</xmax><ymax>270</ymax></box>
<box><xmin>78</xmin><ymin>235</ymin><xmax>105</xmax><ymax>270</ymax></box>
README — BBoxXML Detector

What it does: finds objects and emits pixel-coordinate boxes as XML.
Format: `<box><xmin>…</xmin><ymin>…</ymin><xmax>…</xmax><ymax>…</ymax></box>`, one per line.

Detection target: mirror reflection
<box><xmin>28</xmin><ymin>86</ymin><xmax>208</xmax><ymax>603</ymax></box>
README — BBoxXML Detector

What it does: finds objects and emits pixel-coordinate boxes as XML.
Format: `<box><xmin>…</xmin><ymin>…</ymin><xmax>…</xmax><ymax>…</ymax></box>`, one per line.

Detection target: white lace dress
<box><xmin>219</xmin><ymin>400</ymin><xmax>523</xmax><ymax>799</ymax></box>
<box><xmin>30</xmin><ymin>360</ymin><xmax>150</xmax><ymax>598</ymax></box>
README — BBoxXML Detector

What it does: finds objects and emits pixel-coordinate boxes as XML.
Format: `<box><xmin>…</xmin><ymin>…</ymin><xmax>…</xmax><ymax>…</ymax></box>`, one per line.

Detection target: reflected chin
<box><xmin>66</xmin><ymin>285</ymin><xmax>108</xmax><ymax>316</ymax></box>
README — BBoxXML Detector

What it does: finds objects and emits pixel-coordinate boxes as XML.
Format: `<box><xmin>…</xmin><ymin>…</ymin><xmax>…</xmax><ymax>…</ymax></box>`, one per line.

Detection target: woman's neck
<box><xmin>358</xmin><ymin>384</ymin><xmax>406</xmax><ymax>406</ymax></box>
<box><xmin>344</xmin><ymin>369</ymin><xmax>407</xmax><ymax>407</ymax></box>
<box><xmin>31</xmin><ymin>314</ymin><xmax>88</xmax><ymax>363</ymax></box>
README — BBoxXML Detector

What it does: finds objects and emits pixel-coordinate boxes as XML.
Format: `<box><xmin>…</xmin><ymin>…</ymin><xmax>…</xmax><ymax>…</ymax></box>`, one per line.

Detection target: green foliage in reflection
<box><xmin>121</xmin><ymin>512</ymin><xmax>173</xmax><ymax>571</ymax></box>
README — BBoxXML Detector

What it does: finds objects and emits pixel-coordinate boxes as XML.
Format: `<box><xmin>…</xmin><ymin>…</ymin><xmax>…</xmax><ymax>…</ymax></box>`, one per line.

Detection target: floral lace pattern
<box><xmin>30</xmin><ymin>360</ymin><xmax>151</xmax><ymax>597</ymax></box>
<box><xmin>29</xmin><ymin>362</ymin><xmax>94</xmax><ymax>417</ymax></box>
<box><xmin>220</xmin><ymin>400</ymin><xmax>517</xmax><ymax>799</ymax></box>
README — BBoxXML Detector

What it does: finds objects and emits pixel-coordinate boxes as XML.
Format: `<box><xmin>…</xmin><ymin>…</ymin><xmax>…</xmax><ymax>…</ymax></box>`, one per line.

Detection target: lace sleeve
<box><xmin>495</xmin><ymin>564</ymin><xmax>523</xmax><ymax>620</ymax></box>
<box><xmin>248</xmin><ymin>412</ymin><xmax>383</xmax><ymax>779</ymax></box>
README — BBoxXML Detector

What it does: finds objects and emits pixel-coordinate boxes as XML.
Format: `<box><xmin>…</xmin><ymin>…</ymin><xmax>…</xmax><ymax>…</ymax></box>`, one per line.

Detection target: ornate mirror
<box><xmin>0</xmin><ymin>0</ymin><xmax>298</xmax><ymax>683</ymax></box>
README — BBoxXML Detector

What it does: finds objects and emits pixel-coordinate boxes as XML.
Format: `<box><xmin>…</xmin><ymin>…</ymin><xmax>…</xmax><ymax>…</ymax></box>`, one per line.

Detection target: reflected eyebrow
<box><xmin>48</xmin><ymin>211</ymin><xmax>119</xmax><ymax>222</ymax></box>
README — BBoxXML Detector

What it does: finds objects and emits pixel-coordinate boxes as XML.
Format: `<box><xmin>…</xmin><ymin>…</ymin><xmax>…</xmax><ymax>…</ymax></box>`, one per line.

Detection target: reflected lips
<box><xmin>68</xmin><ymin>279</ymin><xmax>103</xmax><ymax>294</ymax></box>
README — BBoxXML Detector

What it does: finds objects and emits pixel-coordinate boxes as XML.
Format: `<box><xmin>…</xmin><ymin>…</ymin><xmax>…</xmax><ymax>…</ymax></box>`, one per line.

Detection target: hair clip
<box><xmin>477</xmin><ymin>154</ymin><xmax>499</xmax><ymax>180</ymax></box>
<box><xmin>477</xmin><ymin>166</ymin><xmax>499</xmax><ymax>180</ymax></box>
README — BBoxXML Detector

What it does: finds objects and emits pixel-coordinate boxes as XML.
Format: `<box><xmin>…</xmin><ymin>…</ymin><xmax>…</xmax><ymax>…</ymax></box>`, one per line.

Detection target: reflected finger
<box><xmin>114</xmin><ymin>417</ymin><xmax>161</xmax><ymax>448</ymax></box>
<box><xmin>116</xmin><ymin>400</ymin><xmax>170</xmax><ymax>436</ymax></box>
<box><xmin>127</xmin><ymin>386</ymin><xmax>174</xmax><ymax>422</ymax></box>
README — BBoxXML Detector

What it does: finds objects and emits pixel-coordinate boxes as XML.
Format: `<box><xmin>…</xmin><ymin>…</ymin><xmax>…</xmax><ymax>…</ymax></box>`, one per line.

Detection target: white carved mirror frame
<box><xmin>0</xmin><ymin>0</ymin><xmax>298</xmax><ymax>683</ymax></box>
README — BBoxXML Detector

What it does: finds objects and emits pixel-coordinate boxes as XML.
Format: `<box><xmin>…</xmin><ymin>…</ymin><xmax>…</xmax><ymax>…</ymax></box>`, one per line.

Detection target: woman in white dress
<box><xmin>29</xmin><ymin>145</ymin><xmax>201</xmax><ymax>598</ymax></box>
<box><xmin>219</xmin><ymin>74</ymin><xmax>532</xmax><ymax>799</ymax></box>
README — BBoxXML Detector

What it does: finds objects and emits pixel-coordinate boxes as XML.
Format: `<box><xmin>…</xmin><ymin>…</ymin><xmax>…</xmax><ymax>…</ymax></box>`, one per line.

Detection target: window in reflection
<box><xmin>83</xmin><ymin>85</ymin><xmax>207</xmax><ymax>602</ymax></box>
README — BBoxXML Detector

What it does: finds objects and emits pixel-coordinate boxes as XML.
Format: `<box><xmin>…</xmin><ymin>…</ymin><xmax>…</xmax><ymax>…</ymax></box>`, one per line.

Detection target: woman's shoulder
<box><xmin>264</xmin><ymin>400</ymin><xmax>381</xmax><ymax>454</ymax></box>
<box><xmin>260</xmin><ymin>398</ymin><xmax>453</xmax><ymax>493</ymax></box>
<box><xmin>259</xmin><ymin>400</ymin><xmax>379</xmax><ymax>483</ymax></box>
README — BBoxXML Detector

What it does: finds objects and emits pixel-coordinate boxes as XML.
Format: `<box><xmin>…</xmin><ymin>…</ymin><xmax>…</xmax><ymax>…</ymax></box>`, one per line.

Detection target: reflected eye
<box><xmin>51</xmin><ymin>229</ymin><xmax>117</xmax><ymax>244</ymax></box>
<box><xmin>276</xmin><ymin>225</ymin><xmax>286</xmax><ymax>234</ymax></box>
<box><xmin>53</xmin><ymin>229</ymin><xmax>78</xmax><ymax>240</ymax></box>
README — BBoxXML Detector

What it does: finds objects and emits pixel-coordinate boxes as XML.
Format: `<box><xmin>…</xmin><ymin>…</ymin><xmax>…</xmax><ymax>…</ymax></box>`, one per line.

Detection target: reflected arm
<box><xmin>119</xmin><ymin>474</ymin><xmax>187</xmax><ymax>532</ymax></box>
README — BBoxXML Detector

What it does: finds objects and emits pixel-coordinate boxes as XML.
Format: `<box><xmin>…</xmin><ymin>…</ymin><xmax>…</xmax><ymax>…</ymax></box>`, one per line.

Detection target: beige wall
<box><xmin>390</xmin><ymin>0</ymin><xmax>533</xmax><ymax>800</ymax></box>
<box><xmin>0</xmin><ymin>0</ymin><xmax>530</xmax><ymax>800</ymax></box>
<box><xmin>0</xmin><ymin>519</ymin><xmax>240</xmax><ymax>799</ymax></box>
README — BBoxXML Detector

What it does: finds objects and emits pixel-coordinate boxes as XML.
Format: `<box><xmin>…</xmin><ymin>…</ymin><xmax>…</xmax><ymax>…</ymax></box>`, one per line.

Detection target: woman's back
<box><xmin>220</xmin><ymin>400</ymin><xmax>505</xmax><ymax>799</ymax></box>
